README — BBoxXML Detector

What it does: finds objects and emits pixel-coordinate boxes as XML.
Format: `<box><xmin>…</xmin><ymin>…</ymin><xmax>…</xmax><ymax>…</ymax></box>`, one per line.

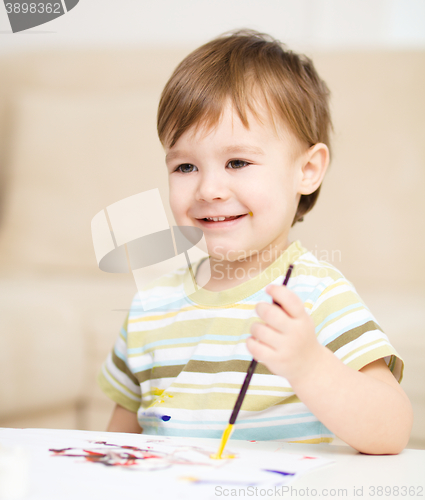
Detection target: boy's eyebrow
<box><xmin>221</xmin><ymin>145</ymin><xmax>265</xmax><ymax>156</ymax></box>
<box><xmin>166</xmin><ymin>145</ymin><xmax>265</xmax><ymax>164</ymax></box>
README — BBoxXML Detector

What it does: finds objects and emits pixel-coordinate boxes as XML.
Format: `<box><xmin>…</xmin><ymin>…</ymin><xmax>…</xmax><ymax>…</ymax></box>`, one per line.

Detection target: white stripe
<box><xmin>317</xmin><ymin>308</ymin><xmax>373</xmax><ymax>343</ymax></box>
<box><xmin>312</xmin><ymin>282</ymin><xmax>354</xmax><ymax>311</ymax></box>
<box><xmin>335</xmin><ymin>330</ymin><xmax>390</xmax><ymax>359</ymax></box>
<box><xmin>343</xmin><ymin>340</ymin><xmax>389</xmax><ymax>365</ymax></box>
<box><xmin>102</xmin><ymin>363</ymin><xmax>140</xmax><ymax>401</ymax></box>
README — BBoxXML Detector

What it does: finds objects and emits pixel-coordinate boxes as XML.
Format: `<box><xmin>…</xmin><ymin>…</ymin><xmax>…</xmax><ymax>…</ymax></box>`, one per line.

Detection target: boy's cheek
<box><xmin>168</xmin><ymin>192</ymin><xmax>183</xmax><ymax>218</ymax></box>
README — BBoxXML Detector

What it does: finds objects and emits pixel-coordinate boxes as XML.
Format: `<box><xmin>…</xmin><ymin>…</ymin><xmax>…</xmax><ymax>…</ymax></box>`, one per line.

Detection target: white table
<box><xmin>0</xmin><ymin>428</ymin><xmax>424</xmax><ymax>500</ymax></box>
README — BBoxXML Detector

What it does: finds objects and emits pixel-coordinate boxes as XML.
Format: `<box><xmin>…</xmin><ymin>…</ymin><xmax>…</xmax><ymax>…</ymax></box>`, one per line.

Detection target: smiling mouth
<box><xmin>198</xmin><ymin>214</ymin><xmax>246</xmax><ymax>222</ymax></box>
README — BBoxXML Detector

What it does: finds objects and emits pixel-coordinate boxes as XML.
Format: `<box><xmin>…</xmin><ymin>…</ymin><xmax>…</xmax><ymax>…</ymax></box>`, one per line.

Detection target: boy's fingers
<box><xmin>265</xmin><ymin>284</ymin><xmax>305</xmax><ymax>318</ymax></box>
<box><xmin>250</xmin><ymin>321</ymin><xmax>280</xmax><ymax>350</ymax></box>
<box><xmin>246</xmin><ymin>335</ymin><xmax>275</xmax><ymax>362</ymax></box>
<box><xmin>255</xmin><ymin>302</ymin><xmax>291</xmax><ymax>335</ymax></box>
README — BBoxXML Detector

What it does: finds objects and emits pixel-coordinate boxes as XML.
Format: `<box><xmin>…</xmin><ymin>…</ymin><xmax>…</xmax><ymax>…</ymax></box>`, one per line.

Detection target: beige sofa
<box><xmin>0</xmin><ymin>48</ymin><xmax>424</xmax><ymax>448</ymax></box>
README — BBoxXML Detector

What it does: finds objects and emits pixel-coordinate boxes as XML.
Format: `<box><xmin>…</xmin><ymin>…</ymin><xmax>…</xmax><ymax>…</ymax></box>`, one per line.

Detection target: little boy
<box><xmin>98</xmin><ymin>29</ymin><xmax>413</xmax><ymax>454</ymax></box>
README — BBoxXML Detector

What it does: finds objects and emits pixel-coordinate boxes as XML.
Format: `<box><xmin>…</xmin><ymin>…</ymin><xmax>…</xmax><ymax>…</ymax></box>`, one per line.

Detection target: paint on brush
<box><xmin>161</xmin><ymin>415</ymin><xmax>171</xmax><ymax>422</ymax></box>
<box><xmin>210</xmin><ymin>423</ymin><xmax>235</xmax><ymax>460</ymax></box>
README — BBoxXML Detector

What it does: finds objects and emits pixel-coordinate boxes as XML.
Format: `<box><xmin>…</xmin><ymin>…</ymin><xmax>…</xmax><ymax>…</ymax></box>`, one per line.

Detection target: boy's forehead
<box><xmin>166</xmin><ymin>99</ymin><xmax>304</xmax><ymax>157</ymax></box>
<box><xmin>165</xmin><ymin>99</ymin><xmax>305</xmax><ymax>162</ymax></box>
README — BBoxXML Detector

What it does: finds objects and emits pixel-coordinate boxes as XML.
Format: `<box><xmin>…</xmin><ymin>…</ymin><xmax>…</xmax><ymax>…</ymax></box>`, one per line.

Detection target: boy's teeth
<box><xmin>205</xmin><ymin>215</ymin><xmax>240</xmax><ymax>221</ymax></box>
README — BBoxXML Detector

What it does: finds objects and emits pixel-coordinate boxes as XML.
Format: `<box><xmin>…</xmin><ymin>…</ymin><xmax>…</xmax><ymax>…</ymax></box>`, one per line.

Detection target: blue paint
<box><xmin>161</xmin><ymin>415</ymin><xmax>171</xmax><ymax>421</ymax></box>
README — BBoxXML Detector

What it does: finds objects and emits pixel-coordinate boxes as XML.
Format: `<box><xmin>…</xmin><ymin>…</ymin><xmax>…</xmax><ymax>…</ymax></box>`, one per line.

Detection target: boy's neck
<box><xmin>196</xmin><ymin>241</ymin><xmax>292</xmax><ymax>292</ymax></box>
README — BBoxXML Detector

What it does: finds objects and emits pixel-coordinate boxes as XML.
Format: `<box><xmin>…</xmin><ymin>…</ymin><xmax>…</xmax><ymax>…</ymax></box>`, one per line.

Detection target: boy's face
<box><xmin>165</xmin><ymin>102</ymin><xmax>308</xmax><ymax>262</ymax></box>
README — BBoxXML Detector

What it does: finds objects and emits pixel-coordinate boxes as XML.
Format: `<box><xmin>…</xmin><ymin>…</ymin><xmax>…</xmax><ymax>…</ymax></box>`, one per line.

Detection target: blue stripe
<box><xmin>119</xmin><ymin>327</ymin><xmax>128</xmax><ymax>341</ymax></box>
<box><xmin>316</xmin><ymin>303</ymin><xmax>367</xmax><ymax>334</ymax></box>
<box><xmin>129</xmin><ymin>295</ymin><xmax>189</xmax><ymax>317</ymax></box>
<box><xmin>140</xmin><ymin>421</ymin><xmax>330</xmax><ymax>441</ymax></box>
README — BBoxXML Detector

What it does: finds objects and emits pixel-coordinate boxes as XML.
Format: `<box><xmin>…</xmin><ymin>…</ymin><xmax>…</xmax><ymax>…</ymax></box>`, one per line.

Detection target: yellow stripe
<box><xmin>288</xmin><ymin>437</ymin><xmax>334</xmax><ymax>444</ymax></box>
<box><xmin>149</xmin><ymin>392</ymin><xmax>289</xmax><ymax>411</ymax></box>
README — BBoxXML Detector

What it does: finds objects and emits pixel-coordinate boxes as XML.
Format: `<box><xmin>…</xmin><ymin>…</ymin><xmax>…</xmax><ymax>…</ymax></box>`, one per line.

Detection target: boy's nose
<box><xmin>195</xmin><ymin>172</ymin><xmax>231</xmax><ymax>202</ymax></box>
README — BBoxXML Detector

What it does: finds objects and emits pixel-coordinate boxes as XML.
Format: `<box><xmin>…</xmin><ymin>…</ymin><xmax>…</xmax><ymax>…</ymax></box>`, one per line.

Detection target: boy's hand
<box><xmin>247</xmin><ymin>284</ymin><xmax>324</xmax><ymax>383</ymax></box>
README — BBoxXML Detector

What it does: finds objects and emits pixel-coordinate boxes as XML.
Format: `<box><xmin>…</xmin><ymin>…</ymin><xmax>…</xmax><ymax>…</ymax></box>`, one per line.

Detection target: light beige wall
<box><xmin>291</xmin><ymin>51</ymin><xmax>425</xmax><ymax>289</ymax></box>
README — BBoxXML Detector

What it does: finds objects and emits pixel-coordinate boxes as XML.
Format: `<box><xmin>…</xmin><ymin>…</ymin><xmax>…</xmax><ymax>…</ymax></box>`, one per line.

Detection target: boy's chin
<box><xmin>207</xmin><ymin>248</ymin><xmax>259</xmax><ymax>263</ymax></box>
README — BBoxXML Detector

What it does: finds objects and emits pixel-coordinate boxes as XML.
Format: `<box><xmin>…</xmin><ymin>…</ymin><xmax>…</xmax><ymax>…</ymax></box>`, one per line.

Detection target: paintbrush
<box><xmin>211</xmin><ymin>264</ymin><xmax>294</xmax><ymax>459</ymax></box>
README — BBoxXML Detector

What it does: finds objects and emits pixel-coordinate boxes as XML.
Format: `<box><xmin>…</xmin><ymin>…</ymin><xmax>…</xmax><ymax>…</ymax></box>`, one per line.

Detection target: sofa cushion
<box><xmin>0</xmin><ymin>90</ymin><xmax>170</xmax><ymax>275</ymax></box>
<box><xmin>0</xmin><ymin>278</ymin><xmax>85</xmax><ymax>418</ymax></box>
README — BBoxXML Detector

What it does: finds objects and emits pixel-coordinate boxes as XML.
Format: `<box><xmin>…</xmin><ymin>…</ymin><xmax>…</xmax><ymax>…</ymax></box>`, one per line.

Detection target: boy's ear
<box><xmin>298</xmin><ymin>143</ymin><xmax>329</xmax><ymax>195</ymax></box>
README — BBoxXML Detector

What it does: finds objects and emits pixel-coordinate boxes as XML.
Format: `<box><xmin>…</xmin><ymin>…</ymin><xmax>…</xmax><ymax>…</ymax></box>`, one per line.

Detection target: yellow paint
<box><xmin>150</xmin><ymin>388</ymin><xmax>174</xmax><ymax>405</ymax></box>
<box><xmin>249</xmin><ymin>211</ymin><xmax>253</xmax><ymax>216</ymax></box>
<box><xmin>210</xmin><ymin>423</ymin><xmax>234</xmax><ymax>459</ymax></box>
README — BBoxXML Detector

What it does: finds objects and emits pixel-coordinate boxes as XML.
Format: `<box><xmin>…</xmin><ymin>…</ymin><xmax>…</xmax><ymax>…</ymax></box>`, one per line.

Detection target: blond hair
<box><xmin>157</xmin><ymin>29</ymin><xmax>332</xmax><ymax>224</ymax></box>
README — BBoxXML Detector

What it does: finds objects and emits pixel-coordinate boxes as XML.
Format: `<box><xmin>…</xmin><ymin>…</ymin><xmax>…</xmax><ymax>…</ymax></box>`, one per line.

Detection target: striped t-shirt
<box><xmin>98</xmin><ymin>240</ymin><xmax>403</xmax><ymax>443</ymax></box>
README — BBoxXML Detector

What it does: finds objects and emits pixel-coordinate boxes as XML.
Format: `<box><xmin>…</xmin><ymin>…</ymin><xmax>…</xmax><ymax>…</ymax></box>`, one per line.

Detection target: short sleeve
<box><xmin>308</xmin><ymin>273</ymin><xmax>404</xmax><ymax>383</ymax></box>
<box><xmin>97</xmin><ymin>312</ymin><xmax>142</xmax><ymax>413</ymax></box>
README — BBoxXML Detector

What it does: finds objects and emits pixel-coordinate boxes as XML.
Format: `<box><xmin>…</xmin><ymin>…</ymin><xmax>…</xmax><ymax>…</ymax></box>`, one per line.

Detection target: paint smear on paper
<box><xmin>263</xmin><ymin>469</ymin><xmax>295</xmax><ymax>477</ymax></box>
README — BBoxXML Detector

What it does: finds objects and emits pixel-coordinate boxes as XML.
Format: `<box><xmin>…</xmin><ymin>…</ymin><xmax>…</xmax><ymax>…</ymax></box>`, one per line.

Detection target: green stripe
<box><xmin>135</xmin><ymin>361</ymin><xmax>274</xmax><ymax>381</ymax></box>
<box><xmin>326</xmin><ymin>321</ymin><xmax>383</xmax><ymax>353</ymax></box>
<box><xmin>112</xmin><ymin>351</ymin><xmax>140</xmax><ymax>386</ymax></box>
<box><xmin>135</xmin><ymin>364</ymin><xmax>186</xmax><ymax>383</ymax></box>
<box><xmin>183</xmin><ymin>360</ymin><xmax>273</xmax><ymax>375</ymax></box>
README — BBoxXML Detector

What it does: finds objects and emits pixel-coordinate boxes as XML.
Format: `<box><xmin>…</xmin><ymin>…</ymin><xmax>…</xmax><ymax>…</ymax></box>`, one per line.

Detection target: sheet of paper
<box><xmin>0</xmin><ymin>429</ymin><xmax>335</xmax><ymax>500</ymax></box>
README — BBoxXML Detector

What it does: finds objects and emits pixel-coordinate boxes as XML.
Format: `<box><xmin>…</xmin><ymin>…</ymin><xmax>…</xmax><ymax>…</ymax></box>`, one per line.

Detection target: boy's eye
<box><xmin>176</xmin><ymin>164</ymin><xmax>197</xmax><ymax>173</ymax></box>
<box><xmin>228</xmin><ymin>160</ymin><xmax>249</xmax><ymax>169</ymax></box>
<box><xmin>174</xmin><ymin>160</ymin><xmax>249</xmax><ymax>173</ymax></box>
